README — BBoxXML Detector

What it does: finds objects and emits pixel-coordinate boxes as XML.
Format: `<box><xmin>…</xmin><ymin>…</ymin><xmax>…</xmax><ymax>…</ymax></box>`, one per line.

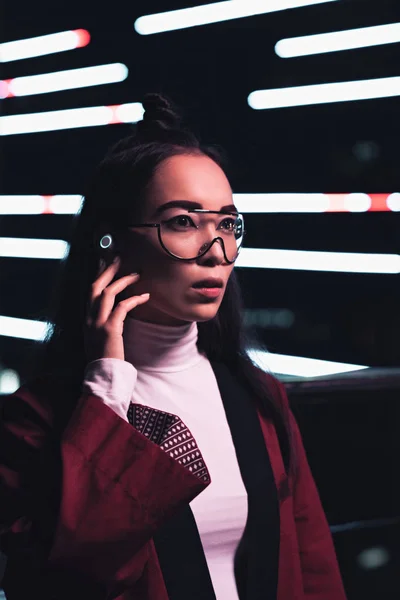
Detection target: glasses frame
<box><xmin>127</xmin><ymin>208</ymin><xmax>246</xmax><ymax>264</ymax></box>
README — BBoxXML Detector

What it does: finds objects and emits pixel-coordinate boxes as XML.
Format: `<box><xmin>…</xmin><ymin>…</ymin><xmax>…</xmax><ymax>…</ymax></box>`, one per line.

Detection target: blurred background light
<box><xmin>0</xmin><ymin>102</ymin><xmax>144</xmax><ymax>135</ymax></box>
<box><xmin>1</xmin><ymin>235</ymin><xmax>398</xmax><ymax>274</ymax></box>
<box><xmin>248</xmin><ymin>348</ymin><xmax>367</xmax><ymax>377</ymax></box>
<box><xmin>49</xmin><ymin>195</ymin><xmax>83</xmax><ymax>214</ymax></box>
<box><xmin>0</xmin><ymin>195</ymin><xmax>46</xmax><ymax>214</ymax></box>
<box><xmin>1</xmin><ymin>63</ymin><xmax>128</xmax><ymax>98</ymax></box>
<box><xmin>357</xmin><ymin>547</ymin><xmax>391</xmax><ymax>570</ymax></box>
<box><xmin>235</xmin><ymin>248</ymin><xmax>400</xmax><ymax>274</ymax></box>
<box><xmin>0</xmin><ymin>313</ymin><xmax>367</xmax><ymax>378</ymax></box>
<box><xmin>1</xmin><ymin>193</ymin><xmax>396</xmax><ymax>214</ymax></box>
<box><xmin>134</xmin><ymin>0</ymin><xmax>339</xmax><ymax>35</ymax></box>
<box><xmin>248</xmin><ymin>76</ymin><xmax>400</xmax><ymax>110</ymax></box>
<box><xmin>0</xmin><ymin>237</ymin><xmax>68</xmax><ymax>259</ymax></box>
<box><xmin>386</xmin><ymin>193</ymin><xmax>400</xmax><ymax>211</ymax></box>
<box><xmin>275</xmin><ymin>22</ymin><xmax>400</xmax><ymax>58</ymax></box>
<box><xmin>0</xmin><ymin>195</ymin><xmax>83</xmax><ymax>214</ymax></box>
<box><xmin>0</xmin><ymin>316</ymin><xmax>50</xmax><ymax>341</ymax></box>
<box><xmin>234</xmin><ymin>193</ymin><xmax>391</xmax><ymax>213</ymax></box>
<box><xmin>0</xmin><ymin>369</ymin><xmax>21</xmax><ymax>394</ymax></box>
<box><xmin>0</xmin><ymin>29</ymin><xmax>90</xmax><ymax>62</ymax></box>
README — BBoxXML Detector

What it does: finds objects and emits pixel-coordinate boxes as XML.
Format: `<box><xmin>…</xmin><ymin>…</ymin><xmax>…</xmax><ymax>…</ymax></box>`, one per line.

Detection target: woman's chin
<box><xmin>186</xmin><ymin>304</ymin><xmax>220</xmax><ymax>322</ymax></box>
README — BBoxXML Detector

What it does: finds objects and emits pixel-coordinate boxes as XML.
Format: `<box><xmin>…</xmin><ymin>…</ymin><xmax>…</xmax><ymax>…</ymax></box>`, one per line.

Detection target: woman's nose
<box><xmin>197</xmin><ymin>237</ymin><xmax>226</xmax><ymax>264</ymax></box>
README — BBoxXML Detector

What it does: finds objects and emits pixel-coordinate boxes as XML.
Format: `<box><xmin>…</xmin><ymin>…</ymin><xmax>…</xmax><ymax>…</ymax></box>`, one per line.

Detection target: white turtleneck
<box><xmin>82</xmin><ymin>317</ymin><xmax>248</xmax><ymax>599</ymax></box>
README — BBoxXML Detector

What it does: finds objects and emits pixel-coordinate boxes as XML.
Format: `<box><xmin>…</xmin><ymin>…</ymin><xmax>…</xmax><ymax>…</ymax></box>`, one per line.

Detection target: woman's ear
<box><xmin>97</xmin><ymin>252</ymin><xmax>118</xmax><ymax>274</ymax></box>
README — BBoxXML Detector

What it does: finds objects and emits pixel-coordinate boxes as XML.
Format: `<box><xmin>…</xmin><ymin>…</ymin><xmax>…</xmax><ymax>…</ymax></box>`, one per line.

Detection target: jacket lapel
<box><xmin>152</xmin><ymin>503</ymin><xmax>216</xmax><ymax>600</ymax></box>
<box><xmin>210</xmin><ymin>361</ymin><xmax>280</xmax><ymax>600</ymax></box>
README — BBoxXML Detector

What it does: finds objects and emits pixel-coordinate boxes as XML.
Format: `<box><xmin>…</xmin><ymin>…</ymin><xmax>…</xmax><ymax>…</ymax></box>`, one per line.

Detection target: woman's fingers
<box><xmin>95</xmin><ymin>273</ymin><xmax>141</xmax><ymax>326</ymax></box>
<box><xmin>91</xmin><ymin>257</ymin><xmax>121</xmax><ymax>299</ymax></box>
<box><xmin>107</xmin><ymin>293</ymin><xmax>150</xmax><ymax>331</ymax></box>
<box><xmin>84</xmin><ymin>256</ymin><xmax>150</xmax><ymax>362</ymax></box>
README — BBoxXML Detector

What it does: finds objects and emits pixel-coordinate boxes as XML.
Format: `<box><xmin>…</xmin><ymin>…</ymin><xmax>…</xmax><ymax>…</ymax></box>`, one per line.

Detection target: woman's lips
<box><xmin>191</xmin><ymin>287</ymin><xmax>222</xmax><ymax>299</ymax></box>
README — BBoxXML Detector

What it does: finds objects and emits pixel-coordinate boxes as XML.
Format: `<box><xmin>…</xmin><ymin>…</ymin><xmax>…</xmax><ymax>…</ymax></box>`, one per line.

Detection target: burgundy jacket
<box><xmin>0</xmin><ymin>366</ymin><xmax>346</xmax><ymax>600</ymax></box>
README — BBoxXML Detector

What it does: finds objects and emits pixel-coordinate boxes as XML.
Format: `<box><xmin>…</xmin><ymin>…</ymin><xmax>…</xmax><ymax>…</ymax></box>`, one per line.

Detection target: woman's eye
<box><xmin>169</xmin><ymin>215</ymin><xmax>194</xmax><ymax>227</ymax></box>
<box><xmin>220</xmin><ymin>218</ymin><xmax>236</xmax><ymax>230</ymax></box>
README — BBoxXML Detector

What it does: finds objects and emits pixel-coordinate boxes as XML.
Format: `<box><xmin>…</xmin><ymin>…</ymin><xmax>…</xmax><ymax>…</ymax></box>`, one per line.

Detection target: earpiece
<box><xmin>99</xmin><ymin>234</ymin><xmax>113</xmax><ymax>249</ymax></box>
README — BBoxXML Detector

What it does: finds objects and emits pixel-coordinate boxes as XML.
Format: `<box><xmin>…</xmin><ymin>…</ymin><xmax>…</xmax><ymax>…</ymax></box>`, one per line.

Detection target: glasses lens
<box><xmin>160</xmin><ymin>213</ymin><xmax>244</xmax><ymax>261</ymax></box>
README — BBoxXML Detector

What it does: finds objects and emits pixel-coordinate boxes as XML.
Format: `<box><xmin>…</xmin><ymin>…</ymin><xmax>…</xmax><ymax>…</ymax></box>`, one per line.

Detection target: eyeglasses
<box><xmin>127</xmin><ymin>209</ymin><xmax>245</xmax><ymax>264</ymax></box>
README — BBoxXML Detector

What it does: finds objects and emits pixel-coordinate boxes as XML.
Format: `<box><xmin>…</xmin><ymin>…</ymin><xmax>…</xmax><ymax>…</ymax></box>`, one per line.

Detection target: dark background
<box><xmin>1</xmin><ymin>1</ymin><xmax>400</xmax><ymax>598</ymax></box>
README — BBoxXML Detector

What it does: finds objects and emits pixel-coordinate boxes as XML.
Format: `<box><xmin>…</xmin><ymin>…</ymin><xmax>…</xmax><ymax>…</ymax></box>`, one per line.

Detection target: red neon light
<box><xmin>42</xmin><ymin>196</ymin><xmax>53</xmax><ymax>214</ymax></box>
<box><xmin>109</xmin><ymin>105</ymin><xmax>122</xmax><ymax>125</ymax></box>
<box><xmin>368</xmin><ymin>194</ymin><xmax>390</xmax><ymax>212</ymax></box>
<box><xmin>74</xmin><ymin>29</ymin><xmax>91</xmax><ymax>48</ymax></box>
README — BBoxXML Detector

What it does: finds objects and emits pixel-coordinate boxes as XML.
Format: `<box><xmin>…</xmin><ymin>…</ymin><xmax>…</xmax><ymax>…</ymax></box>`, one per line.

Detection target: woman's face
<box><xmin>116</xmin><ymin>153</ymin><xmax>237</xmax><ymax>326</ymax></box>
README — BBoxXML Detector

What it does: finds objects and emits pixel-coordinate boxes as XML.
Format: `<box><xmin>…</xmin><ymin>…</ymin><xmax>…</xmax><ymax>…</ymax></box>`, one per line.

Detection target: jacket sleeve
<box><xmin>0</xmin><ymin>384</ymin><xmax>209</xmax><ymax>597</ymax></box>
<box><xmin>289</xmin><ymin>408</ymin><xmax>347</xmax><ymax>599</ymax></box>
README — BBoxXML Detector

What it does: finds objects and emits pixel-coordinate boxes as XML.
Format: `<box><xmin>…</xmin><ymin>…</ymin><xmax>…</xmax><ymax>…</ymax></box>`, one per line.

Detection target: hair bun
<box><xmin>105</xmin><ymin>92</ymin><xmax>198</xmax><ymax>156</ymax></box>
<box><xmin>137</xmin><ymin>93</ymin><xmax>182</xmax><ymax>139</ymax></box>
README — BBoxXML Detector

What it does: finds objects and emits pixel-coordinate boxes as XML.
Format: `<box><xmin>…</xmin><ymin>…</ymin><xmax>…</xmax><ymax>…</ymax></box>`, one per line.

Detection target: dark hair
<box><xmin>33</xmin><ymin>93</ymin><xmax>295</xmax><ymax>475</ymax></box>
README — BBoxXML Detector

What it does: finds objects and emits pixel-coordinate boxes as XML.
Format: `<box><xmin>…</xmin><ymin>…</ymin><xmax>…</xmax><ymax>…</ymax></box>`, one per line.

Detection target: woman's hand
<box><xmin>84</xmin><ymin>257</ymin><xmax>150</xmax><ymax>362</ymax></box>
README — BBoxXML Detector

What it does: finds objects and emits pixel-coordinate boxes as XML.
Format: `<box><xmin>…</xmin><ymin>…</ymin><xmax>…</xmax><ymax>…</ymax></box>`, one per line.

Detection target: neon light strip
<box><xmin>0</xmin><ymin>314</ymin><xmax>367</xmax><ymax>376</ymax></box>
<box><xmin>1</xmin><ymin>237</ymin><xmax>398</xmax><ymax>274</ymax></box>
<box><xmin>234</xmin><ymin>193</ymin><xmax>397</xmax><ymax>213</ymax></box>
<box><xmin>248</xmin><ymin>348</ymin><xmax>367</xmax><ymax>377</ymax></box>
<box><xmin>0</xmin><ymin>315</ymin><xmax>49</xmax><ymax>341</ymax></box>
<box><xmin>0</xmin><ymin>30</ymin><xmax>90</xmax><ymax>63</ymax></box>
<box><xmin>0</xmin><ymin>103</ymin><xmax>144</xmax><ymax>135</ymax></box>
<box><xmin>1</xmin><ymin>194</ymin><xmax>397</xmax><ymax>215</ymax></box>
<box><xmin>0</xmin><ymin>237</ymin><xmax>68</xmax><ymax>259</ymax></box>
<box><xmin>248</xmin><ymin>76</ymin><xmax>400</xmax><ymax>110</ymax></box>
<box><xmin>236</xmin><ymin>248</ymin><xmax>400</xmax><ymax>274</ymax></box>
<box><xmin>0</xmin><ymin>195</ymin><xmax>83</xmax><ymax>214</ymax></box>
<box><xmin>1</xmin><ymin>63</ymin><xmax>128</xmax><ymax>98</ymax></box>
<box><xmin>134</xmin><ymin>0</ymin><xmax>339</xmax><ymax>35</ymax></box>
<box><xmin>275</xmin><ymin>22</ymin><xmax>400</xmax><ymax>58</ymax></box>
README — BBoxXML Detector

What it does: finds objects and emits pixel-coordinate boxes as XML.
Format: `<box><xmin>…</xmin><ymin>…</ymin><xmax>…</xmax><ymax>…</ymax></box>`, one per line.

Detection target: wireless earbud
<box><xmin>99</xmin><ymin>234</ymin><xmax>113</xmax><ymax>249</ymax></box>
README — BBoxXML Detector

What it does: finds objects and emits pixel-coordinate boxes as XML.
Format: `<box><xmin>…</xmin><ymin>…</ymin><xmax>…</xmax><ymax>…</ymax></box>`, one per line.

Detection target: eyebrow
<box><xmin>154</xmin><ymin>200</ymin><xmax>238</xmax><ymax>215</ymax></box>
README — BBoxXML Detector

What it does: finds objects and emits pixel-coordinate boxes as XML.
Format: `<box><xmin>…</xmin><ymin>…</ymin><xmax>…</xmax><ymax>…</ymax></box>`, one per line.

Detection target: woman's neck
<box><xmin>123</xmin><ymin>317</ymin><xmax>203</xmax><ymax>372</ymax></box>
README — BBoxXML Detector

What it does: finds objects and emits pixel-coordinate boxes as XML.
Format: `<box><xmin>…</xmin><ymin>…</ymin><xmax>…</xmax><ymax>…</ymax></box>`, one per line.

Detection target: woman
<box><xmin>0</xmin><ymin>94</ymin><xmax>346</xmax><ymax>600</ymax></box>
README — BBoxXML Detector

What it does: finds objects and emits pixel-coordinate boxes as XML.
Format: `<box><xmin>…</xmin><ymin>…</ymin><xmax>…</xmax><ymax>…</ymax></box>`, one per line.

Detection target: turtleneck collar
<box><xmin>123</xmin><ymin>316</ymin><xmax>204</xmax><ymax>373</ymax></box>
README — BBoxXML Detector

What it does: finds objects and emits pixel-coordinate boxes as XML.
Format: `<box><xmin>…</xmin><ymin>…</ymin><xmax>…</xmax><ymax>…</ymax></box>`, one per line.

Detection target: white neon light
<box><xmin>0</xmin><ymin>195</ymin><xmax>46</xmax><ymax>214</ymax></box>
<box><xmin>0</xmin><ymin>312</ymin><xmax>366</xmax><ymax>376</ymax></box>
<box><xmin>343</xmin><ymin>193</ymin><xmax>371</xmax><ymax>212</ymax></box>
<box><xmin>0</xmin><ymin>195</ymin><xmax>83</xmax><ymax>214</ymax></box>
<box><xmin>134</xmin><ymin>0</ymin><xmax>339</xmax><ymax>35</ymax></box>
<box><xmin>387</xmin><ymin>193</ymin><xmax>400</xmax><ymax>212</ymax></box>
<box><xmin>0</xmin><ymin>30</ymin><xmax>90</xmax><ymax>63</ymax></box>
<box><xmin>0</xmin><ymin>315</ymin><xmax>49</xmax><ymax>341</ymax></box>
<box><xmin>0</xmin><ymin>102</ymin><xmax>144</xmax><ymax>135</ymax></box>
<box><xmin>1</xmin><ymin>193</ymin><xmax>396</xmax><ymax>215</ymax></box>
<box><xmin>234</xmin><ymin>193</ymin><xmax>393</xmax><ymax>213</ymax></box>
<box><xmin>234</xmin><ymin>193</ymin><xmax>330</xmax><ymax>213</ymax></box>
<box><xmin>235</xmin><ymin>248</ymin><xmax>400</xmax><ymax>274</ymax></box>
<box><xmin>248</xmin><ymin>76</ymin><xmax>400</xmax><ymax>110</ymax></box>
<box><xmin>50</xmin><ymin>195</ymin><xmax>83</xmax><ymax>214</ymax></box>
<box><xmin>248</xmin><ymin>348</ymin><xmax>367</xmax><ymax>377</ymax></box>
<box><xmin>114</xmin><ymin>103</ymin><xmax>146</xmax><ymax>123</ymax></box>
<box><xmin>0</xmin><ymin>369</ymin><xmax>20</xmax><ymax>394</ymax></box>
<box><xmin>3</xmin><ymin>63</ymin><xmax>128</xmax><ymax>98</ymax></box>
<box><xmin>0</xmin><ymin>237</ymin><xmax>69</xmax><ymax>259</ymax></box>
<box><xmin>1</xmin><ymin>237</ymin><xmax>398</xmax><ymax>274</ymax></box>
<box><xmin>275</xmin><ymin>22</ymin><xmax>400</xmax><ymax>58</ymax></box>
